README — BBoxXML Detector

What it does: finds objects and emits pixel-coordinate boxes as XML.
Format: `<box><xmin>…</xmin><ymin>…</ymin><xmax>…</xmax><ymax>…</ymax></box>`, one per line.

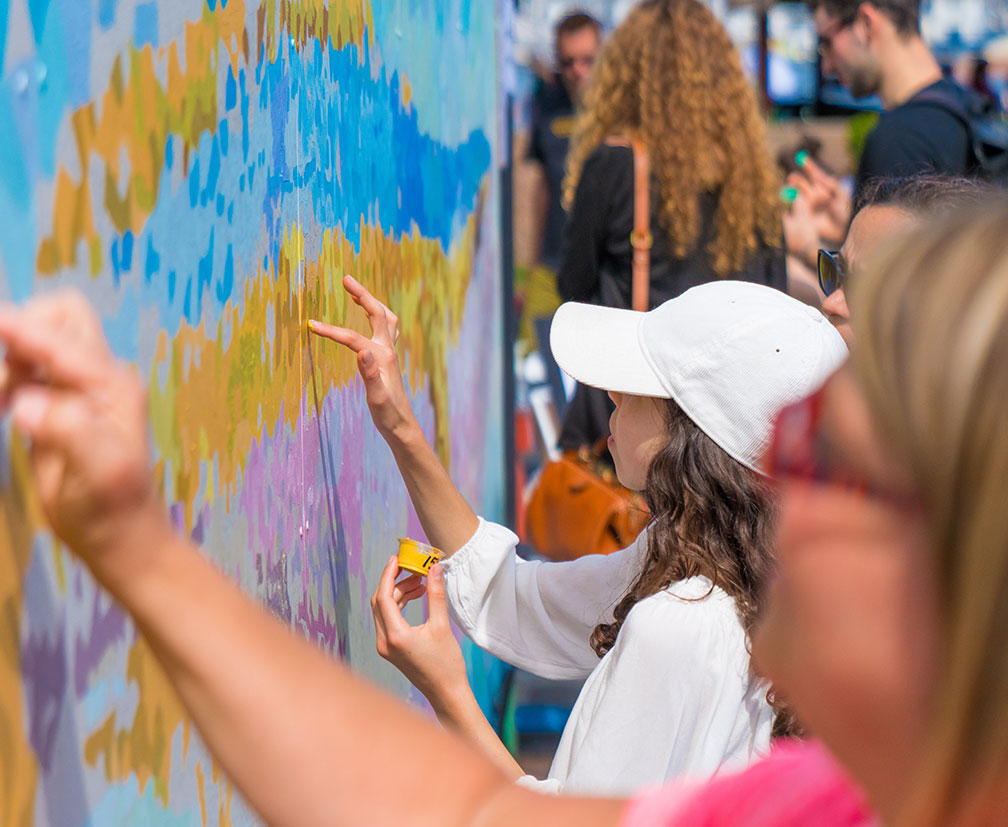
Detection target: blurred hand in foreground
<box><xmin>0</xmin><ymin>291</ymin><xmax>169</xmax><ymax>570</ymax></box>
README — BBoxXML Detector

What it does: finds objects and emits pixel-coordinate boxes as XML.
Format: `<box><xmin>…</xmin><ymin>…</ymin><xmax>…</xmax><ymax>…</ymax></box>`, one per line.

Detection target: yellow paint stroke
<box><xmin>208</xmin><ymin>760</ymin><xmax>234</xmax><ymax>827</ymax></box>
<box><xmin>83</xmin><ymin>639</ymin><xmax>184</xmax><ymax>804</ymax></box>
<box><xmin>220</xmin><ymin>782</ymin><xmax>233</xmax><ymax>827</ymax></box>
<box><xmin>0</xmin><ymin>439</ymin><xmax>44</xmax><ymax>827</ymax></box>
<box><xmin>36</xmin><ymin>0</ymin><xmax>249</xmax><ymax>276</ymax></box>
<box><xmin>258</xmin><ymin>0</ymin><xmax>373</xmax><ymax>64</ymax></box>
<box><xmin>149</xmin><ymin>196</ymin><xmax>481</xmax><ymax>530</ymax></box>
<box><xmin>196</xmin><ymin>762</ymin><xmax>207</xmax><ymax>826</ymax></box>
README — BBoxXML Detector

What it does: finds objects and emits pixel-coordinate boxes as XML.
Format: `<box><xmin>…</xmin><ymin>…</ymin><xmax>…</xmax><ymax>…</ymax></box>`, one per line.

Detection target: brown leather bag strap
<box><xmin>630</xmin><ymin>138</ymin><xmax>652</xmax><ymax>313</ymax></box>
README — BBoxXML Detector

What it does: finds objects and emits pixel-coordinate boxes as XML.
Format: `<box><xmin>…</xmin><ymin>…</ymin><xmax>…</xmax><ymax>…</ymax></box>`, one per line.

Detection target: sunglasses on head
<box><xmin>818</xmin><ymin>249</ymin><xmax>846</xmax><ymax>297</ymax></box>
<box><xmin>764</xmin><ymin>388</ymin><xmax>918</xmax><ymax>509</ymax></box>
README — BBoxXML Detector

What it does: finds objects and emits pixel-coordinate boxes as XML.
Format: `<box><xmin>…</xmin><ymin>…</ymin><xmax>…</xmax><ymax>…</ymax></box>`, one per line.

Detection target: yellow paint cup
<box><xmin>397</xmin><ymin>538</ymin><xmax>444</xmax><ymax>577</ymax></box>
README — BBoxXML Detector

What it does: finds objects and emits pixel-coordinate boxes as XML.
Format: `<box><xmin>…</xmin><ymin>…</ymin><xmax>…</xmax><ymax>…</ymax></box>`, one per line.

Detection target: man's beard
<box><xmin>847</xmin><ymin>62</ymin><xmax>883</xmax><ymax>100</ymax></box>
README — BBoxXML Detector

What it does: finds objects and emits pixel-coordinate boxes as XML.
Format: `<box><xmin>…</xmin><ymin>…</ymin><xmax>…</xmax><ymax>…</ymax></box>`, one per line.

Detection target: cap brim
<box><xmin>549</xmin><ymin>302</ymin><xmax>669</xmax><ymax>397</ymax></box>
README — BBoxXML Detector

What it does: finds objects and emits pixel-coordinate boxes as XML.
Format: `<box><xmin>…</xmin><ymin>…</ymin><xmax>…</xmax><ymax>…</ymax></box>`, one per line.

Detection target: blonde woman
<box><xmin>7</xmin><ymin>200</ymin><xmax>1008</xmax><ymax>824</ymax></box>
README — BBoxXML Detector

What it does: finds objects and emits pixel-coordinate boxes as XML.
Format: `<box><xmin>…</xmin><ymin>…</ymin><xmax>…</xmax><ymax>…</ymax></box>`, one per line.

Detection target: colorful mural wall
<box><xmin>0</xmin><ymin>1</ymin><xmax>506</xmax><ymax>823</ymax></box>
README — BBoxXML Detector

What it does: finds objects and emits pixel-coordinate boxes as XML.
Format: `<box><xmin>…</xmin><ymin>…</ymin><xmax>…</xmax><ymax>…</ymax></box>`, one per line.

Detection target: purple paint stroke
<box><xmin>20</xmin><ymin>624</ymin><xmax>67</xmax><ymax>770</ymax></box>
<box><xmin>306</xmin><ymin>338</ymin><xmax>352</xmax><ymax>658</ymax></box>
<box><xmin>72</xmin><ymin>592</ymin><xmax>130</xmax><ymax>695</ymax></box>
<box><xmin>334</xmin><ymin>379</ymin><xmax>366</xmax><ymax>583</ymax></box>
<box><xmin>239</xmin><ymin>398</ymin><xmax>311</xmax><ymax>568</ymax></box>
<box><xmin>259</xmin><ymin>549</ymin><xmax>293</xmax><ymax>622</ymax></box>
<box><xmin>446</xmin><ymin>216</ymin><xmax>500</xmax><ymax>515</ymax></box>
<box><xmin>238</xmin><ymin>393</ymin><xmax>351</xmax><ymax>656</ymax></box>
<box><xmin>292</xmin><ymin>583</ymin><xmax>345</xmax><ymax>658</ymax></box>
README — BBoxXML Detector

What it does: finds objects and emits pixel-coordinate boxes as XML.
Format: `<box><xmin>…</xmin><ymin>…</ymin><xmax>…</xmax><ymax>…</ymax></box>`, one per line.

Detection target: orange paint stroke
<box><xmin>0</xmin><ymin>438</ymin><xmax>43</xmax><ymax>827</ymax></box>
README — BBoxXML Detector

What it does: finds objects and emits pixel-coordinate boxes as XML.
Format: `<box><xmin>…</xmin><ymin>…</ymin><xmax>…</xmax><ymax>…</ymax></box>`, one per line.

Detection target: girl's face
<box><xmin>752</xmin><ymin>367</ymin><xmax>940</xmax><ymax>811</ymax></box>
<box><xmin>606</xmin><ymin>391</ymin><xmax>666</xmax><ymax>491</ymax></box>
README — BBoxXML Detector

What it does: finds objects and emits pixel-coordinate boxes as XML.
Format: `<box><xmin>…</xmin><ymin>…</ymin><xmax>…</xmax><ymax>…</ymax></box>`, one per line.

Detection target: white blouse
<box><xmin>441</xmin><ymin>518</ymin><xmax>774</xmax><ymax>795</ymax></box>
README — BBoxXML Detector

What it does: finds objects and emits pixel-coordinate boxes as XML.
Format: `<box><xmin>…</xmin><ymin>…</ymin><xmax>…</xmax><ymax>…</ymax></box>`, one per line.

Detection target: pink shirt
<box><xmin>622</xmin><ymin>740</ymin><xmax>876</xmax><ymax>827</ymax></box>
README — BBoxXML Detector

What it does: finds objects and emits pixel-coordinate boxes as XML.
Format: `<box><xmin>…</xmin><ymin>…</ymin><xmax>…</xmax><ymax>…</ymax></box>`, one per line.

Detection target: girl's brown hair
<box><xmin>562</xmin><ymin>0</ymin><xmax>782</xmax><ymax>276</ymax></box>
<box><xmin>590</xmin><ymin>400</ymin><xmax>796</xmax><ymax>736</ymax></box>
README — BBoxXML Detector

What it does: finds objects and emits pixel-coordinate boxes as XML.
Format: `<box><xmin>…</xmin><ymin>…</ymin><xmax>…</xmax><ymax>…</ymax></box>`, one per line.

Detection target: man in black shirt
<box><xmin>812</xmin><ymin>0</ymin><xmax>970</xmax><ymax>190</ymax></box>
<box><xmin>784</xmin><ymin>1</ymin><xmax>971</xmax><ymax>274</ymax></box>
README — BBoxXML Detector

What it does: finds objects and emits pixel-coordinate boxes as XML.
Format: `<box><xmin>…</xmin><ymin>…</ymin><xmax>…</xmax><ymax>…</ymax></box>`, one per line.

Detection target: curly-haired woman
<box><xmin>557</xmin><ymin>0</ymin><xmax>787</xmax><ymax>448</ymax></box>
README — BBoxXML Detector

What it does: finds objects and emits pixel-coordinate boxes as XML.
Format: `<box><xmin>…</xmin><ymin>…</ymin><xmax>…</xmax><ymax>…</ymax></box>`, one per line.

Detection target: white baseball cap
<box><xmin>549</xmin><ymin>281</ymin><xmax>848</xmax><ymax>473</ymax></box>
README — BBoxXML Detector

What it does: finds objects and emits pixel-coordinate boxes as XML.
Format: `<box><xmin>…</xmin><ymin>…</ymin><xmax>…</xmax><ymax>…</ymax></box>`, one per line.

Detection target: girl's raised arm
<box><xmin>309</xmin><ymin>274</ymin><xmax>479</xmax><ymax>555</ymax></box>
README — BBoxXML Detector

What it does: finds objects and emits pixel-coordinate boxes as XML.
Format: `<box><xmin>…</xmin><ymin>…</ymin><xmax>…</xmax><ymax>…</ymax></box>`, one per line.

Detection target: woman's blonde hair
<box><xmin>849</xmin><ymin>197</ymin><xmax>1008</xmax><ymax>825</ymax></box>
<box><xmin>561</xmin><ymin>0</ymin><xmax>781</xmax><ymax>276</ymax></box>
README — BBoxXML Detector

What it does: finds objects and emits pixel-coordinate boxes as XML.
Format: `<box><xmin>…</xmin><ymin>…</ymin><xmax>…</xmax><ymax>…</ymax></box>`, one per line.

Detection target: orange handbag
<box><xmin>525</xmin><ymin>442</ymin><xmax>649</xmax><ymax>561</ymax></box>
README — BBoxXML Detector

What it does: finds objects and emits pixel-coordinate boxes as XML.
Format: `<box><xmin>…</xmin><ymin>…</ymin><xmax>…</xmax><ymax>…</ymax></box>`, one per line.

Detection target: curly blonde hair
<box><xmin>562</xmin><ymin>0</ymin><xmax>782</xmax><ymax>276</ymax></box>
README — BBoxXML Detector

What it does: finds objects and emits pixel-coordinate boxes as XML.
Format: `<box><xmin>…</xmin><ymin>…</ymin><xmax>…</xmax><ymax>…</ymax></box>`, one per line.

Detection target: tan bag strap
<box><xmin>630</xmin><ymin>137</ymin><xmax>652</xmax><ymax>313</ymax></box>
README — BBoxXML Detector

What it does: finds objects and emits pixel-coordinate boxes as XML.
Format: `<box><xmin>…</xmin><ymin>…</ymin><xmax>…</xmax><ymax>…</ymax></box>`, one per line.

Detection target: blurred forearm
<box><xmin>91</xmin><ymin>520</ymin><xmax>505</xmax><ymax>827</ymax></box>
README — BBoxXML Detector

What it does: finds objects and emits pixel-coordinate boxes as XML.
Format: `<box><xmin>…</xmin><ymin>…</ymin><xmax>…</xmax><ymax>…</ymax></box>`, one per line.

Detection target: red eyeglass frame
<box><xmin>763</xmin><ymin>387</ymin><xmax>920</xmax><ymax>510</ymax></box>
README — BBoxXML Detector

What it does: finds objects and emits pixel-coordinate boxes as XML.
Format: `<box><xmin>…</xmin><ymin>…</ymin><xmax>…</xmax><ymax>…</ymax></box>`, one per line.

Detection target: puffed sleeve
<box><xmin>440</xmin><ymin>518</ymin><xmax>647</xmax><ymax>679</ymax></box>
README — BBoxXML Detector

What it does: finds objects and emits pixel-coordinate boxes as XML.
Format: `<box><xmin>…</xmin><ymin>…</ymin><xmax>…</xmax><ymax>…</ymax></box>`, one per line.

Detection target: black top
<box><xmin>557</xmin><ymin>143</ymin><xmax>787</xmax><ymax>310</ymax></box>
<box><xmin>856</xmin><ymin>78</ymin><xmax>972</xmax><ymax>193</ymax></box>
<box><xmin>528</xmin><ymin>76</ymin><xmax>577</xmax><ymax>270</ymax></box>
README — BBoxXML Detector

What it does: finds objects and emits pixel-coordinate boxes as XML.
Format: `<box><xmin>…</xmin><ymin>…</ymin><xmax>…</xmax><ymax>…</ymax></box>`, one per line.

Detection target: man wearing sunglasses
<box><xmin>526</xmin><ymin>12</ymin><xmax>602</xmax><ymax>275</ymax></box>
<box><xmin>817</xmin><ymin>175</ymin><xmax>988</xmax><ymax>343</ymax></box>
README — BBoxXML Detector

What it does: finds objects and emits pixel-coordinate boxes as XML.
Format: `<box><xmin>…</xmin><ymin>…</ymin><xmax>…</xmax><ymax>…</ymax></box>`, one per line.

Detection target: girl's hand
<box><xmin>370</xmin><ymin>557</ymin><xmax>470</xmax><ymax>711</ymax></box>
<box><xmin>309</xmin><ymin>275</ymin><xmax>417</xmax><ymax>442</ymax></box>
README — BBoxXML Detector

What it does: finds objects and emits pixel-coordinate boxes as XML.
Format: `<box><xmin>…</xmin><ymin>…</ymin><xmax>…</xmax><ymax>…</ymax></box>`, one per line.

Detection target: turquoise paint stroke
<box><xmin>27</xmin><ymin>0</ymin><xmax>50</xmax><ymax>44</ymax></box>
<box><xmin>0</xmin><ymin>0</ymin><xmax>8</xmax><ymax>71</ymax></box>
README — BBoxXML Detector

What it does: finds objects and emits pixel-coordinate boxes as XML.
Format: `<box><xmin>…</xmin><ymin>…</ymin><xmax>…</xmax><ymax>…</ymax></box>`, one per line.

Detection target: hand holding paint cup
<box><xmin>397</xmin><ymin>538</ymin><xmax>444</xmax><ymax>577</ymax></box>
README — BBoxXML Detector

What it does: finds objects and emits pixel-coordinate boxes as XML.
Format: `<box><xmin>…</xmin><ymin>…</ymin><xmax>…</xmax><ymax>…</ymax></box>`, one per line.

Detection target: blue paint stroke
<box><xmin>134</xmin><ymin>3</ymin><xmax>158</xmax><ymax>48</ymax></box>
<box><xmin>0</xmin><ymin>0</ymin><xmax>8</xmax><ymax>71</ymax></box>
<box><xmin>28</xmin><ymin>0</ymin><xmax>51</xmax><ymax>45</ymax></box>
<box><xmin>135</xmin><ymin>27</ymin><xmax>491</xmax><ymax>331</ymax></box>
<box><xmin>97</xmin><ymin>0</ymin><xmax>118</xmax><ymax>30</ymax></box>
